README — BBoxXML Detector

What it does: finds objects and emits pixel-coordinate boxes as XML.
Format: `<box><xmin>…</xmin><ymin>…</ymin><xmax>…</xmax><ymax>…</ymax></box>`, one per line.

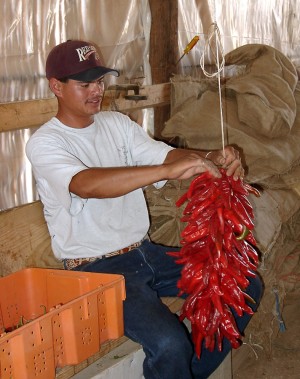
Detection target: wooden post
<box><xmin>149</xmin><ymin>0</ymin><xmax>178</xmax><ymax>140</ymax></box>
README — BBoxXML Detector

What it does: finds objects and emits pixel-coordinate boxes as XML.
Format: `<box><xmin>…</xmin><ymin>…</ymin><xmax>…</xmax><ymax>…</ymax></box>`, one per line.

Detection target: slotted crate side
<box><xmin>0</xmin><ymin>269</ymin><xmax>126</xmax><ymax>378</ymax></box>
<box><xmin>53</xmin><ymin>291</ymin><xmax>101</xmax><ymax>367</ymax></box>
<box><xmin>98</xmin><ymin>281</ymin><xmax>125</xmax><ymax>343</ymax></box>
<box><xmin>0</xmin><ymin>269</ymin><xmax>49</xmax><ymax>329</ymax></box>
<box><xmin>0</xmin><ymin>315</ymin><xmax>55</xmax><ymax>379</ymax></box>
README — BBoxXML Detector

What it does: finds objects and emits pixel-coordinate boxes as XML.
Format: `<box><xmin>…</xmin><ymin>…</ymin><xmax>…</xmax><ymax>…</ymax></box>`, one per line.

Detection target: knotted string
<box><xmin>200</xmin><ymin>7</ymin><xmax>226</xmax><ymax>158</ymax></box>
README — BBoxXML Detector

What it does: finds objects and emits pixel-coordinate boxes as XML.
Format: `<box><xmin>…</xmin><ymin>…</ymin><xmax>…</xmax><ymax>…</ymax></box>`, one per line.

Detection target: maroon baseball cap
<box><xmin>46</xmin><ymin>40</ymin><xmax>119</xmax><ymax>81</ymax></box>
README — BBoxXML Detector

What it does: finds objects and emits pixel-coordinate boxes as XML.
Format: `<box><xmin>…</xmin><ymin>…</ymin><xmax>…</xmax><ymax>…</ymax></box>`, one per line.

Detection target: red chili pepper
<box><xmin>231</xmin><ymin>196</ymin><xmax>254</xmax><ymax>230</ymax></box>
<box><xmin>182</xmin><ymin>227</ymin><xmax>209</xmax><ymax>243</ymax></box>
<box><xmin>181</xmin><ymin>223</ymin><xmax>199</xmax><ymax>237</ymax></box>
<box><xmin>205</xmin><ymin>333</ymin><xmax>216</xmax><ymax>352</ymax></box>
<box><xmin>231</xmin><ymin>238</ymin><xmax>258</xmax><ymax>271</ymax></box>
<box><xmin>223</xmin><ymin>209</ymin><xmax>244</xmax><ymax>234</ymax></box>
<box><xmin>176</xmin><ymin>192</ymin><xmax>188</xmax><ymax>208</ymax></box>
<box><xmin>179</xmin><ymin>238</ymin><xmax>207</xmax><ymax>255</ymax></box>
<box><xmin>193</xmin><ymin>328</ymin><xmax>204</xmax><ymax>358</ymax></box>
<box><xmin>166</xmin><ymin>251</ymin><xmax>181</xmax><ymax>258</ymax></box>
<box><xmin>217</xmin><ymin>207</ymin><xmax>225</xmax><ymax>235</ymax></box>
<box><xmin>209</xmin><ymin>270</ymin><xmax>224</xmax><ymax>296</ymax></box>
<box><xmin>205</xmin><ymin>307</ymin><xmax>222</xmax><ymax>336</ymax></box>
<box><xmin>244</xmin><ymin>241</ymin><xmax>259</xmax><ymax>265</ymax></box>
<box><xmin>243</xmin><ymin>291</ymin><xmax>256</xmax><ymax>305</ymax></box>
<box><xmin>190</xmin><ymin>194</ymin><xmax>218</xmax><ymax>220</ymax></box>
<box><xmin>213</xmin><ymin>232</ymin><xmax>227</xmax><ymax>268</ymax></box>
<box><xmin>194</xmin><ymin>298</ymin><xmax>212</xmax><ymax>333</ymax></box>
<box><xmin>223</xmin><ymin>228</ymin><xmax>234</xmax><ymax>252</ymax></box>
<box><xmin>220</xmin><ymin>307</ymin><xmax>241</xmax><ymax>340</ymax></box>
<box><xmin>216</xmin><ymin>327</ymin><xmax>223</xmax><ymax>352</ymax></box>
<box><xmin>187</xmin><ymin>171</ymin><xmax>212</xmax><ymax>198</ymax></box>
<box><xmin>219</xmin><ymin>178</ymin><xmax>232</xmax><ymax>209</ymax></box>
<box><xmin>211</xmin><ymin>293</ymin><xmax>224</xmax><ymax>315</ymax></box>
<box><xmin>227</xmin><ymin>247</ymin><xmax>256</xmax><ymax>277</ymax></box>
<box><xmin>243</xmin><ymin>304</ymin><xmax>254</xmax><ymax>315</ymax></box>
<box><xmin>223</xmin><ymin>265</ymin><xmax>250</xmax><ymax>289</ymax></box>
<box><xmin>220</xmin><ymin>273</ymin><xmax>248</xmax><ymax>310</ymax></box>
<box><xmin>173</xmin><ymin>169</ymin><xmax>259</xmax><ymax>358</ymax></box>
<box><xmin>245</xmin><ymin>230</ymin><xmax>257</xmax><ymax>246</ymax></box>
<box><xmin>227</xmin><ymin>176</ymin><xmax>247</xmax><ymax>194</ymax></box>
<box><xmin>221</xmin><ymin>291</ymin><xmax>243</xmax><ymax>317</ymax></box>
<box><xmin>184</xmin><ymin>186</ymin><xmax>215</xmax><ymax>214</ymax></box>
<box><xmin>180</xmin><ymin>270</ymin><xmax>207</xmax><ymax>295</ymax></box>
<box><xmin>192</xmin><ymin>206</ymin><xmax>216</xmax><ymax>225</ymax></box>
<box><xmin>243</xmin><ymin>182</ymin><xmax>261</xmax><ymax>197</ymax></box>
<box><xmin>233</xmin><ymin>193</ymin><xmax>254</xmax><ymax>219</ymax></box>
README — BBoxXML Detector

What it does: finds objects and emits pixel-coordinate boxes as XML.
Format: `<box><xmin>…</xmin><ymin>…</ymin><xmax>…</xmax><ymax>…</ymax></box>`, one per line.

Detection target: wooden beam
<box><xmin>0</xmin><ymin>83</ymin><xmax>170</xmax><ymax>133</ymax></box>
<box><xmin>102</xmin><ymin>83</ymin><xmax>170</xmax><ymax>112</ymax></box>
<box><xmin>0</xmin><ymin>98</ymin><xmax>58</xmax><ymax>132</ymax></box>
<box><xmin>149</xmin><ymin>0</ymin><xmax>178</xmax><ymax>140</ymax></box>
<box><xmin>149</xmin><ymin>0</ymin><xmax>178</xmax><ymax>83</ymax></box>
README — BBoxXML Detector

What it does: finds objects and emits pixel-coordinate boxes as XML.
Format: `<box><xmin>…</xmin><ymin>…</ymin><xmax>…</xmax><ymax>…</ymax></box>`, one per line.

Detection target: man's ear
<box><xmin>49</xmin><ymin>78</ymin><xmax>63</xmax><ymax>97</ymax></box>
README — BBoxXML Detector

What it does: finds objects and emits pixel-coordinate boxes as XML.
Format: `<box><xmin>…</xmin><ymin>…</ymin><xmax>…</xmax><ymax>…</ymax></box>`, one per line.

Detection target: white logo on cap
<box><xmin>76</xmin><ymin>45</ymin><xmax>100</xmax><ymax>62</ymax></box>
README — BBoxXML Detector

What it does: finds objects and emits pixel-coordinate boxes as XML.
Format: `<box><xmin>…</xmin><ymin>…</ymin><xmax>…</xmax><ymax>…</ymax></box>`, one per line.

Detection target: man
<box><xmin>26</xmin><ymin>40</ymin><xmax>262</xmax><ymax>379</ymax></box>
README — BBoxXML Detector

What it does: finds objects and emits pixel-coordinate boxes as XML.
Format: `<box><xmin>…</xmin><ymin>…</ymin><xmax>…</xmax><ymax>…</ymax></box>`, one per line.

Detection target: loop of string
<box><xmin>199</xmin><ymin>22</ymin><xmax>226</xmax><ymax>157</ymax></box>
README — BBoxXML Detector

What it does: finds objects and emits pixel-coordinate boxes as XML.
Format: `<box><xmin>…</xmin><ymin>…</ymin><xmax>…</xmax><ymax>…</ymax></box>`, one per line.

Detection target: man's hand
<box><xmin>205</xmin><ymin>146</ymin><xmax>244</xmax><ymax>181</ymax></box>
<box><xmin>163</xmin><ymin>153</ymin><xmax>221</xmax><ymax>180</ymax></box>
<box><xmin>164</xmin><ymin>146</ymin><xmax>244</xmax><ymax>181</ymax></box>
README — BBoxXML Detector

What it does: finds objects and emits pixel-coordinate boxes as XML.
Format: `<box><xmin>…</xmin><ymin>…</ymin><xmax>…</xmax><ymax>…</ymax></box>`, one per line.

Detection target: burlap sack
<box><xmin>162</xmin><ymin>44</ymin><xmax>300</xmax><ymax>186</ymax></box>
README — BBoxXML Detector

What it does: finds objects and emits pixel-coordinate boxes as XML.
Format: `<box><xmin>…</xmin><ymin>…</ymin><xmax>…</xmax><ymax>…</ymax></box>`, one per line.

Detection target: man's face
<box><xmin>57</xmin><ymin>77</ymin><xmax>105</xmax><ymax>118</ymax></box>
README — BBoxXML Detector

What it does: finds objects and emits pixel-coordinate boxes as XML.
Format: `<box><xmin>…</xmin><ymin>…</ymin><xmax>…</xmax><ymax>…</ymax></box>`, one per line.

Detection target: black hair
<box><xmin>58</xmin><ymin>77</ymin><xmax>69</xmax><ymax>83</ymax></box>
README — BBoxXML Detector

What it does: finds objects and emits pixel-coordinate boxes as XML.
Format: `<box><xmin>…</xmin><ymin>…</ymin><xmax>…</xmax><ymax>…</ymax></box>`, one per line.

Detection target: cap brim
<box><xmin>67</xmin><ymin>66</ymin><xmax>120</xmax><ymax>81</ymax></box>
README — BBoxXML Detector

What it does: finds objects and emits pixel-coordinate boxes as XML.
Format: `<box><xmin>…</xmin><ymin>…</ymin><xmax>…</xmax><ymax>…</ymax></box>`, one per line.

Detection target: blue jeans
<box><xmin>73</xmin><ymin>239</ymin><xmax>263</xmax><ymax>379</ymax></box>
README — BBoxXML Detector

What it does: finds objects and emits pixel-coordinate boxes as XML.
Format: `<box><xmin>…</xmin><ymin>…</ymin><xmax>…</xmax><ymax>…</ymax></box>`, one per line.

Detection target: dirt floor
<box><xmin>232</xmin><ymin>293</ymin><xmax>300</xmax><ymax>379</ymax></box>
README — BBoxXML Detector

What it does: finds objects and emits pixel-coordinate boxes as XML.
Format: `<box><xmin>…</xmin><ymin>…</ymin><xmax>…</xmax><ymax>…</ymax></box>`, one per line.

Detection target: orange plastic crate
<box><xmin>0</xmin><ymin>268</ymin><xmax>126</xmax><ymax>379</ymax></box>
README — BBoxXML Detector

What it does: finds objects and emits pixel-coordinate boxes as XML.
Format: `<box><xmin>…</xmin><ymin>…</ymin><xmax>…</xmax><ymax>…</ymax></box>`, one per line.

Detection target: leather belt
<box><xmin>63</xmin><ymin>239</ymin><xmax>144</xmax><ymax>270</ymax></box>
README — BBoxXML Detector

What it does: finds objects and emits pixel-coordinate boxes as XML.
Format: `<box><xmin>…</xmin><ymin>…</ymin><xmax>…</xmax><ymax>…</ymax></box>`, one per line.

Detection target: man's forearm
<box><xmin>69</xmin><ymin>147</ymin><xmax>230</xmax><ymax>200</ymax></box>
<box><xmin>69</xmin><ymin>166</ymin><xmax>167</xmax><ymax>199</ymax></box>
<box><xmin>164</xmin><ymin>148</ymin><xmax>209</xmax><ymax>164</ymax></box>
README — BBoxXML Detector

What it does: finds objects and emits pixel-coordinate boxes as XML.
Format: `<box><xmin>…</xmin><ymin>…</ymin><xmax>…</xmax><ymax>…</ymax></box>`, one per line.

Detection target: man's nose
<box><xmin>90</xmin><ymin>82</ymin><xmax>104</xmax><ymax>93</ymax></box>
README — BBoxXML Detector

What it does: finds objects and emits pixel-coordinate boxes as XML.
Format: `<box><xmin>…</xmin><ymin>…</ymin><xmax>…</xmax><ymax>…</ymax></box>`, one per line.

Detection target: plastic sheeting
<box><xmin>0</xmin><ymin>128</ymin><xmax>38</xmax><ymax>210</ymax></box>
<box><xmin>177</xmin><ymin>0</ymin><xmax>300</xmax><ymax>77</ymax></box>
<box><xmin>1</xmin><ymin>0</ymin><xmax>300</xmax><ymax>210</ymax></box>
<box><xmin>1</xmin><ymin>0</ymin><xmax>299</xmax><ymax>103</ymax></box>
<box><xmin>0</xmin><ymin>0</ymin><xmax>151</xmax><ymax>103</ymax></box>
<box><xmin>0</xmin><ymin>0</ymin><xmax>151</xmax><ymax>210</ymax></box>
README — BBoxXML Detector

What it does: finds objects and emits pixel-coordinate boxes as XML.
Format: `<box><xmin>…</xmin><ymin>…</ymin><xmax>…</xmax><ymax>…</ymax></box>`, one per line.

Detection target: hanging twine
<box><xmin>200</xmin><ymin>20</ymin><xmax>226</xmax><ymax>156</ymax></box>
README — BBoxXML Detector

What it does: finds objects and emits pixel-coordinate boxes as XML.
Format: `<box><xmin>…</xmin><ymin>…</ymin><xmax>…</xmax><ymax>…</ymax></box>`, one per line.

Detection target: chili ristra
<box><xmin>169</xmin><ymin>169</ymin><xmax>261</xmax><ymax>358</ymax></box>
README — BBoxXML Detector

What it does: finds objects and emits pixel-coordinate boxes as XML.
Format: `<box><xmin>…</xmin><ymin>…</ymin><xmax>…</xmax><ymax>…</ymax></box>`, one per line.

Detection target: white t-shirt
<box><xmin>26</xmin><ymin>111</ymin><xmax>174</xmax><ymax>260</ymax></box>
